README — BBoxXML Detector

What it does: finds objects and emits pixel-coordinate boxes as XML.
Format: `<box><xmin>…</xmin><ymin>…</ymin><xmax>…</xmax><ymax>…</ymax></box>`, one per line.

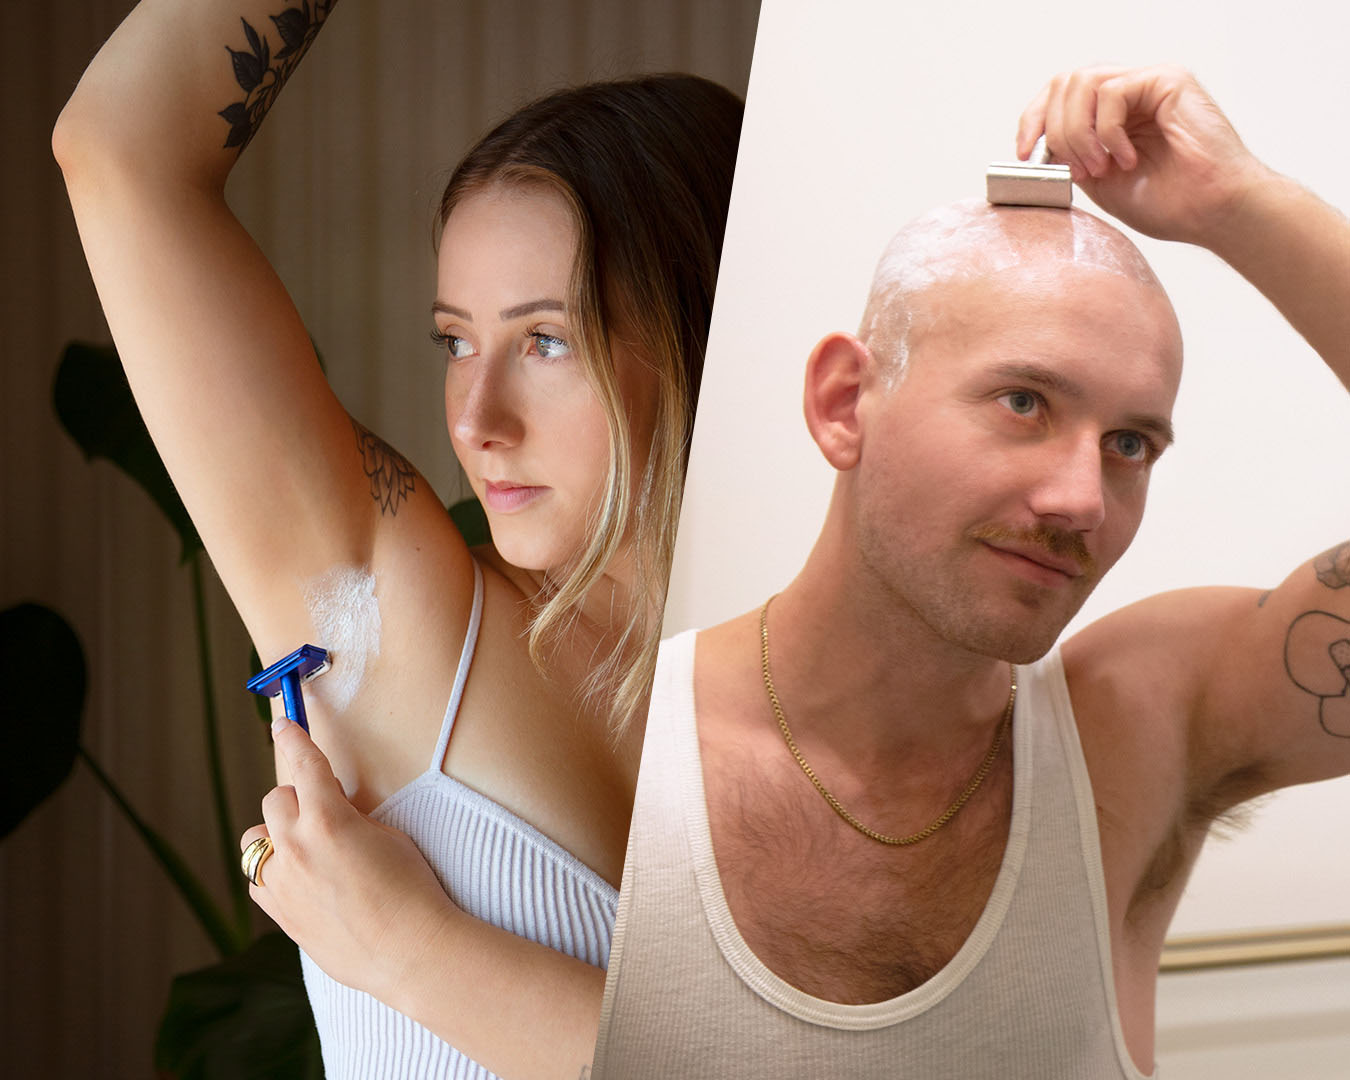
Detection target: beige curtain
<box><xmin>0</xmin><ymin>1</ymin><xmax>757</xmax><ymax>1073</ymax></box>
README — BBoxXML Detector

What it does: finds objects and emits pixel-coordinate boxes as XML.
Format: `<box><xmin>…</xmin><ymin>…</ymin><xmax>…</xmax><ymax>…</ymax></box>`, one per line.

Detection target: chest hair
<box><xmin>707</xmin><ymin>746</ymin><xmax>1013</xmax><ymax>1004</ymax></box>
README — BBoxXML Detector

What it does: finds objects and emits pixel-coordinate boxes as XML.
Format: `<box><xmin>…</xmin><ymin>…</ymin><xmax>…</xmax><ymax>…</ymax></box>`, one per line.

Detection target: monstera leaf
<box><xmin>53</xmin><ymin>341</ymin><xmax>202</xmax><ymax>563</ymax></box>
<box><xmin>156</xmin><ymin>931</ymin><xmax>322</xmax><ymax>1080</ymax></box>
<box><xmin>0</xmin><ymin>604</ymin><xmax>86</xmax><ymax>837</ymax></box>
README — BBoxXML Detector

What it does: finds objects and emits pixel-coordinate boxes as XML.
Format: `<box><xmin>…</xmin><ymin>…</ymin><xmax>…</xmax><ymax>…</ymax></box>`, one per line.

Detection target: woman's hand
<box><xmin>1017</xmin><ymin>65</ymin><xmax>1272</xmax><ymax>248</ymax></box>
<box><xmin>243</xmin><ymin>715</ymin><xmax>609</xmax><ymax>1078</ymax></box>
<box><xmin>241</xmin><ymin>716</ymin><xmax>457</xmax><ymax>1004</ymax></box>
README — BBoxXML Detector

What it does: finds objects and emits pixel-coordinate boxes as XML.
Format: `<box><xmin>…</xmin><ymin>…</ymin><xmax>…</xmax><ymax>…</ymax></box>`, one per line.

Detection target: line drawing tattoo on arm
<box><xmin>351</xmin><ymin>418</ymin><xmax>416</xmax><ymax>517</ymax></box>
<box><xmin>1280</xmin><ymin>542</ymin><xmax>1350</xmax><ymax>738</ymax></box>
<box><xmin>1314</xmin><ymin>541</ymin><xmax>1350</xmax><ymax>589</ymax></box>
<box><xmin>219</xmin><ymin>0</ymin><xmax>337</xmax><ymax>151</ymax></box>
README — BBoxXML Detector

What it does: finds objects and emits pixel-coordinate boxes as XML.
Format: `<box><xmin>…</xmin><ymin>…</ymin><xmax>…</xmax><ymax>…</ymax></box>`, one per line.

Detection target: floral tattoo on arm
<box><xmin>1283</xmin><ymin>542</ymin><xmax>1350</xmax><ymax>738</ymax></box>
<box><xmin>219</xmin><ymin>0</ymin><xmax>336</xmax><ymax>151</ymax></box>
<box><xmin>351</xmin><ymin>419</ymin><xmax>416</xmax><ymax>517</ymax></box>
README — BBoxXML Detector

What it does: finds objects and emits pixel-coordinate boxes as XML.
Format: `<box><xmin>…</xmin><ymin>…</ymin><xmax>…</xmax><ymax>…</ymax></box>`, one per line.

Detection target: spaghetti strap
<box><xmin>430</xmin><ymin>559</ymin><xmax>484</xmax><ymax>772</ymax></box>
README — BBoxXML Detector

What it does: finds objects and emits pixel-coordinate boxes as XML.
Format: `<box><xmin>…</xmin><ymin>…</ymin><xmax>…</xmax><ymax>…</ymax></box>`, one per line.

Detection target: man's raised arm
<box><xmin>1030</xmin><ymin>66</ymin><xmax>1350</xmax><ymax>800</ymax></box>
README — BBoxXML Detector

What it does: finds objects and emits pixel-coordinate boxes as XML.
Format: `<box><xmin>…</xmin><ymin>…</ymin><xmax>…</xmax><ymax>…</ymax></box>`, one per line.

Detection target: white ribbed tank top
<box><xmin>301</xmin><ymin>561</ymin><xmax>619</xmax><ymax>1078</ymax></box>
<box><xmin>593</xmin><ymin>630</ymin><xmax>1154</xmax><ymax>1079</ymax></box>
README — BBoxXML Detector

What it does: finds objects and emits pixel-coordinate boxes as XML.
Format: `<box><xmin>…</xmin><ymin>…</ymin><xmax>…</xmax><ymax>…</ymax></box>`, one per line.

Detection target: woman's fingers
<box><xmin>271</xmin><ymin>715</ymin><xmax>348</xmax><ymax>810</ymax></box>
<box><xmin>240</xmin><ymin>822</ymin><xmax>270</xmax><ymax>852</ymax></box>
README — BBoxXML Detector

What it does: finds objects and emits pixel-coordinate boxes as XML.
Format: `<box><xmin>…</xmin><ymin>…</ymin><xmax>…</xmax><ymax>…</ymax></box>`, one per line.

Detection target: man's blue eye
<box><xmin>1113</xmin><ymin>431</ymin><xmax>1149</xmax><ymax>461</ymax></box>
<box><xmin>1002</xmin><ymin>390</ymin><xmax>1038</xmax><ymax>415</ymax></box>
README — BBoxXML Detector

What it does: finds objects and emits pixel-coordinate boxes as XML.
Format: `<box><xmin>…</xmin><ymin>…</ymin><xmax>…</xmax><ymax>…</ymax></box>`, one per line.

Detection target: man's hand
<box><xmin>1018</xmin><ymin>65</ymin><xmax>1271</xmax><ymax>248</ymax></box>
<box><xmin>241</xmin><ymin>716</ymin><xmax>458</xmax><ymax>1005</ymax></box>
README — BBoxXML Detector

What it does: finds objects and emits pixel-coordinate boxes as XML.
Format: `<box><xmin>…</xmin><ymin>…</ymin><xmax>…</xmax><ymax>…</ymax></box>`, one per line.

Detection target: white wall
<box><xmin>669</xmin><ymin>0</ymin><xmax>1350</xmax><ymax>1071</ymax></box>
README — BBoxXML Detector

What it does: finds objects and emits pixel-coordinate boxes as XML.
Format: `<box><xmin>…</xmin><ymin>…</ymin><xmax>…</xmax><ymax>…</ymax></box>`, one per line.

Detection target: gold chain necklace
<box><xmin>759</xmin><ymin>598</ymin><xmax>1016</xmax><ymax>846</ymax></box>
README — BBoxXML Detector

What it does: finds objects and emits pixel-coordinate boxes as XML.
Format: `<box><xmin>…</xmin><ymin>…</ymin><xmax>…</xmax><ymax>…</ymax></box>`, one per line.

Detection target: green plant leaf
<box><xmin>0</xmin><ymin>604</ymin><xmax>86</xmax><ymax>838</ymax></box>
<box><xmin>78</xmin><ymin>746</ymin><xmax>245</xmax><ymax>957</ymax></box>
<box><xmin>53</xmin><ymin>341</ymin><xmax>202</xmax><ymax>563</ymax></box>
<box><xmin>156</xmin><ymin>931</ymin><xmax>322</xmax><ymax>1079</ymax></box>
<box><xmin>449</xmin><ymin>496</ymin><xmax>490</xmax><ymax>547</ymax></box>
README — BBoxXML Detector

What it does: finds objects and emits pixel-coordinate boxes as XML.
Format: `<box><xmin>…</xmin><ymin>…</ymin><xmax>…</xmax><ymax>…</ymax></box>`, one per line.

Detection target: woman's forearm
<box><xmin>388</xmin><ymin>906</ymin><xmax>606</xmax><ymax>1080</ymax></box>
<box><xmin>53</xmin><ymin>0</ymin><xmax>336</xmax><ymax>184</ymax></box>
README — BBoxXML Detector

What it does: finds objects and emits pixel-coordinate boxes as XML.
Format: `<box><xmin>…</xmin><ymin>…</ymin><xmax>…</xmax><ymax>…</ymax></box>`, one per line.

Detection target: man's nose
<box><xmin>1028</xmin><ymin>430</ymin><xmax>1106</xmax><ymax>532</ymax></box>
<box><xmin>451</xmin><ymin>359</ymin><xmax>524</xmax><ymax>451</ymax></box>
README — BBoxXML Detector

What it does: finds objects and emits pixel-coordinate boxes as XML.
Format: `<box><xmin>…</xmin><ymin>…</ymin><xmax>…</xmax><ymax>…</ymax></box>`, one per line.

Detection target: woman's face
<box><xmin>436</xmin><ymin>185</ymin><xmax>654</xmax><ymax>575</ymax></box>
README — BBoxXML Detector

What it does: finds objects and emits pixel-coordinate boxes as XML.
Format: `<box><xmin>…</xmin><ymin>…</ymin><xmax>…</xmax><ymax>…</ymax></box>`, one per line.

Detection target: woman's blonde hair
<box><xmin>437</xmin><ymin>75</ymin><xmax>742</xmax><ymax>732</ymax></box>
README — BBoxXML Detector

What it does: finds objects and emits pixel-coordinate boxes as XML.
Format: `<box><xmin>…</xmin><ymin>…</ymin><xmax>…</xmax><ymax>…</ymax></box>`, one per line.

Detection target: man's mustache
<box><xmin>968</xmin><ymin>523</ymin><xmax>1097</xmax><ymax>577</ymax></box>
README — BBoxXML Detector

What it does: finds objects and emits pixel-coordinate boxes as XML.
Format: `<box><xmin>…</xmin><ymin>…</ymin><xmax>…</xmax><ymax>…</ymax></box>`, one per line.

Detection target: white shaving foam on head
<box><xmin>302</xmin><ymin>565</ymin><xmax>381</xmax><ymax>713</ymax></box>
<box><xmin>859</xmin><ymin>198</ymin><xmax>1163</xmax><ymax>384</ymax></box>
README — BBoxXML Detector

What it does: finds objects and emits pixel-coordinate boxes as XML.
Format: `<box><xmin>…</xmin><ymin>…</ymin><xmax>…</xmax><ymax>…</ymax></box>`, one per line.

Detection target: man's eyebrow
<box><xmin>1125</xmin><ymin>412</ymin><xmax>1176</xmax><ymax>448</ymax></box>
<box><xmin>989</xmin><ymin>361</ymin><xmax>1085</xmax><ymax>398</ymax></box>
<box><xmin>989</xmin><ymin>361</ymin><xmax>1175</xmax><ymax>446</ymax></box>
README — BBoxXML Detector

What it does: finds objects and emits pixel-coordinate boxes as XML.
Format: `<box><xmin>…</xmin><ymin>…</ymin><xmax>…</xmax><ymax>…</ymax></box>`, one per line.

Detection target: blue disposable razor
<box><xmin>246</xmin><ymin>644</ymin><xmax>330</xmax><ymax>733</ymax></box>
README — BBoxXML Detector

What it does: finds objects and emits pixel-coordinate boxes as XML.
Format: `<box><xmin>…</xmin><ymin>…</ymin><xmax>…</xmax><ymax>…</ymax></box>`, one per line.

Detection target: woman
<box><xmin>53</xmin><ymin>1</ymin><xmax>740</xmax><ymax>1076</ymax></box>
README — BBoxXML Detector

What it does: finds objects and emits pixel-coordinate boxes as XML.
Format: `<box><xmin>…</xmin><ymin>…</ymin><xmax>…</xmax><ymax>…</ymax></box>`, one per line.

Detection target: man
<box><xmin>592</xmin><ymin>67</ymin><xmax>1350</xmax><ymax>1077</ymax></box>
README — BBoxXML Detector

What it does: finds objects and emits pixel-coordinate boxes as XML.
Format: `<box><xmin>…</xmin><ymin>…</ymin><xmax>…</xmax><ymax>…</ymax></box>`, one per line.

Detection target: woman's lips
<box><xmin>482</xmin><ymin>480</ymin><xmax>549</xmax><ymax>513</ymax></box>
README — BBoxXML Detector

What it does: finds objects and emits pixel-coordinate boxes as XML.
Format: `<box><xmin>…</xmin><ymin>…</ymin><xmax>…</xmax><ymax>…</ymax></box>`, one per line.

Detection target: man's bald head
<box><xmin>858</xmin><ymin>199</ymin><xmax>1176</xmax><ymax>382</ymax></box>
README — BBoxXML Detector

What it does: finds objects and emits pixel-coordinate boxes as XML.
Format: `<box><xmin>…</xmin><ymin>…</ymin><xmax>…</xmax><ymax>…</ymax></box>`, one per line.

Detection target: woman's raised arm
<box><xmin>52</xmin><ymin>0</ymin><xmax>467</xmax><ymax>661</ymax></box>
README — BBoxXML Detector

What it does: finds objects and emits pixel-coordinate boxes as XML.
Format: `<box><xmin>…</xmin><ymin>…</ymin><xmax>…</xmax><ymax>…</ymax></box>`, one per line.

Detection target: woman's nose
<box><xmin>449</xmin><ymin>360</ymin><xmax>525</xmax><ymax>451</ymax></box>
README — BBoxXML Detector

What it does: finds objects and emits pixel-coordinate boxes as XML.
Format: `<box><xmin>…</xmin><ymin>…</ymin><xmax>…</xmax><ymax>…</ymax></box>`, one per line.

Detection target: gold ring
<box><xmin>241</xmin><ymin>836</ymin><xmax>275</xmax><ymax>887</ymax></box>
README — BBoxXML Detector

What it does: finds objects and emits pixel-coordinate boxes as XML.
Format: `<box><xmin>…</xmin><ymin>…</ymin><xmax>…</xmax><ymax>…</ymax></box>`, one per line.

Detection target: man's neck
<box><xmin>766</xmin><ymin>528</ymin><xmax>1015</xmax><ymax>768</ymax></box>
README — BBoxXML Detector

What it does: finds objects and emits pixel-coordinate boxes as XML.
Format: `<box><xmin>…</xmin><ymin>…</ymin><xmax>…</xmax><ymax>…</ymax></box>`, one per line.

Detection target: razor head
<box><xmin>986</xmin><ymin>135</ymin><xmax>1072</xmax><ymax>209</ymax></box>
<box><xmin>246</xmin><ymin>644</ymin><xmax>330</xmax><ymax>698</ymax></box>
<box><xmin>986</xmin><ymin>161</ymin><xmax>1073</xmax><ymax>208</ymax></box>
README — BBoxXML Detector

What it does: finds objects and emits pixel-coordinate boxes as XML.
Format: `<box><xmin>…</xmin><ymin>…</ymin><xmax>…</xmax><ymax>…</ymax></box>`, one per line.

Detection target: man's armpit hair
<box><xmin>1128</xmin><ymin>771</ymin><xmax>1266</xmax><ymax>920</ymax></box>
<box><xmin>351</xmin><ymin>417</ymin><xmax>416</xmax><ymax>516</ymax></box>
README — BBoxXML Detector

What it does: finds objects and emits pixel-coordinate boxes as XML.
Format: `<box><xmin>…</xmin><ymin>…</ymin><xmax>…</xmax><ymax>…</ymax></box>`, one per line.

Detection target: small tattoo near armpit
<box><xmin>1314</xmin><ymin>541</ymin><xmax>1350</xmax><ymax>589</ymax></box>
<box><xmin>1283</xmin><ymin>609</ymin><xmax>1350</xmax><ymax>738</ymax></box>
<box><xmin>352</xmin><ymin>418</ymin><xmax>415</xmax><ymax>516</ymax></box>
<box><xmin>1256</xmin><ymin>590</ymin><xmax>1271</xmax><ymax>608</ymax></box>
<box><xmin>219</xmin><ymin>1</ymin><xmax>336</xmax><ymax>151</ymax></box>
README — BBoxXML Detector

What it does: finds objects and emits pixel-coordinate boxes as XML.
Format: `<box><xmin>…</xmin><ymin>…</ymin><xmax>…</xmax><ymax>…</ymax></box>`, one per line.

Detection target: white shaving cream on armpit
<box><xmin>859</xmin><ymin>198</ymin><xmax>1162</xmax><ymax>382</ymax></box>
<box><xmin>302</xmin><ymin>565</ymin><xmax>381</xmax><ymax>713</ymax></box>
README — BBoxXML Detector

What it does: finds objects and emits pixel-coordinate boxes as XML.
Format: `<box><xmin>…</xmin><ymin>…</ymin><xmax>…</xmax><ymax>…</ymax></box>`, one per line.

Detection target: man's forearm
<box><xmin>1207</xmin><ymin>169</ymin><xmax>1350</xmax><ymax>391</ymax></box>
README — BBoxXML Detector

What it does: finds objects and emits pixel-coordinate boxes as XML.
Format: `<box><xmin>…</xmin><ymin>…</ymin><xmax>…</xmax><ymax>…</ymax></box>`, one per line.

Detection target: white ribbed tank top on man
<box><xmin>592</xmin><ymin>630</ymin><xmax>1155</xmax><ymax>1079</ymax></box>
<box><xmin>301</xmin><ymin>561</ymin><xmax>619</xmax><ymax>1078</ymax></box>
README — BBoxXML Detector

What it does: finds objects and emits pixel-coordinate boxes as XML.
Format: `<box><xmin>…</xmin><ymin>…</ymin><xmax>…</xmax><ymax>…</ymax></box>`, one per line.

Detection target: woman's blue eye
<box><xmin>531</xmin><ymin>333</ymin><xmax>571</xmax><ymax>360</ymax></box>
<box><xmin>430</xmin><ymin>329</ymin><xmax>474</xmax><ymax>359</ymax></box>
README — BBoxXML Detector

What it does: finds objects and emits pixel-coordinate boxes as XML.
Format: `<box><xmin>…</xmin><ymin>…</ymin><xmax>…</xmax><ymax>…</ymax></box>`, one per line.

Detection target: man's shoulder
<box><xmin>1059</xmin><ymin>586</ymin><xmax>1258</xmax><ymax>717</ymax></box>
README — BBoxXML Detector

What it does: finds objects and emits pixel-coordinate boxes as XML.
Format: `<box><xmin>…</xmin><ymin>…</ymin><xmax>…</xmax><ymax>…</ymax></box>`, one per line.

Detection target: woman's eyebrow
<box><xmin>500</xmin><ymin>298</ymin><xmax>564</xmax><ymax>320</ymax></box>
<box><xmin>431</xmin><ymin>300</ymin><xmax>471</xmax><ymax>320</ymax></box>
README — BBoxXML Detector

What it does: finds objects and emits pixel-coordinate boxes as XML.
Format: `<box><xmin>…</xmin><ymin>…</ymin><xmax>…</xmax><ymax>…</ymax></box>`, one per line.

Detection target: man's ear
<box><xmin>803</xmin><ymin>332</ymin><xmax>871</xmax><ymax>470</ymax></box>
